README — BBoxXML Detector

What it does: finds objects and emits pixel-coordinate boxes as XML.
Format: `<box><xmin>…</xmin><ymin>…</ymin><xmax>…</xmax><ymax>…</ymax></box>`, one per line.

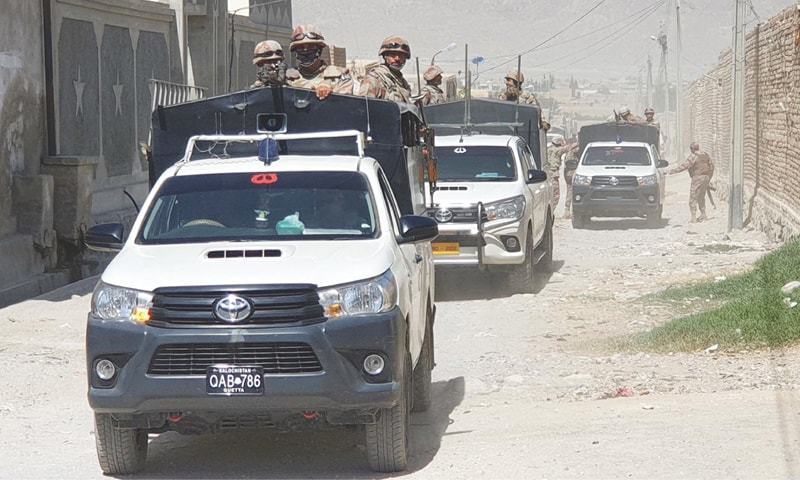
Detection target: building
<box><xmin>0</xmin><ymin>0</ymin><xmax>292</xmax><ymax>306</ymax></box>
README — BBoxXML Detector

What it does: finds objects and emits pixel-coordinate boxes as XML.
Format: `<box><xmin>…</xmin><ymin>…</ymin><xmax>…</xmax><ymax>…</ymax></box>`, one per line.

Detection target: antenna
<box><xmin>515</xmin><ymin>55</ymin><xmax>522</xmax><ymax>127</ymax></box>
<box><xmin>416</xmin><ymin>57</ymin><xmax>422</xmax><ymax>95</ymax></box>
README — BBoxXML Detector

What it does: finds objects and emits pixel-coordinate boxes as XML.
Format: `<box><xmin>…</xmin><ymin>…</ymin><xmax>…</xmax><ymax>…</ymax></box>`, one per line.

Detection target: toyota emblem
<box><xmin>609</xmin><ymin>176</ymin><xmax>620</xmax><ymax>186</ymax></box>
<box><xmin>214</xmin><ymin>295</ymin><xmax>252</xmax><ymax>323</ymax></box>
<box><xmin>434</xmin><ymin>208</ymin><xmax>454</xmax><ymax>223</ymax></box>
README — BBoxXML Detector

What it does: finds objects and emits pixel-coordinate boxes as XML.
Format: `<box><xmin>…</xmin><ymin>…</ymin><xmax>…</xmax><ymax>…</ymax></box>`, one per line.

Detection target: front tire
<box><xmin>646</xmin><ymin>206</ymin><xmax>663</xmax><ymax>227</ymax></box>
<box><xmin>366</xmin><ymin>351</ymin><xmax>411</xmax><ymax>472</ymax></box>
<box><xmin>94</xmin><ymin>413</ymin><xmax>148</xmax><ymax>475</ymax></box>
<box><xmin>572</xmin><ymin>214</ymin><xmax>589</xmax><ymax>229</ymax></box>
<box><xmin>535</xmin><ymin>214</ymin><xmax>554</xmax><ymax>272</ymax></box>
<box><xmin>507</xmin><ymin>228</ymin><xmax>535</xmax><ymax>293</ymax></box>
<box><xmin>412</xmin><ymin>311</ymin><xmax>433</xmax><ymax>413</ymax></box>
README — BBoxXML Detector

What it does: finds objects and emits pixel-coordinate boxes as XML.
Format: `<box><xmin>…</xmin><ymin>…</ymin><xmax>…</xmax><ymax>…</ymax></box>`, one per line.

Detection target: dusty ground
<box><xmin>1</xmin><ymin>173</ymin><xmax>799</xmax><ymax>479</ymax></box>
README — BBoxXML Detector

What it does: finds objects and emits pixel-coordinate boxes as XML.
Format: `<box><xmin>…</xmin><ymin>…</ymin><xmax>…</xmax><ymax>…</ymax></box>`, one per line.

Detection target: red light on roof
<box><xmin>251</xmin><ymin>173</ymin><xmax>278</xmax><ymax>185</ymax></box>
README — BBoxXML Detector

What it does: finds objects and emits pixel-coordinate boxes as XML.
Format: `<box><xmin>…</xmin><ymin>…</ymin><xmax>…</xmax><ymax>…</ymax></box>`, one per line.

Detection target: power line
<box><xmin>521</xmin><ymin>0</ymin><xmax>665</xmax><ymax>73</ymax></box>
<box><xmin>480</xmin><ymin>0</ymin><xmax>611</xmax><ymax>75</ymax></box>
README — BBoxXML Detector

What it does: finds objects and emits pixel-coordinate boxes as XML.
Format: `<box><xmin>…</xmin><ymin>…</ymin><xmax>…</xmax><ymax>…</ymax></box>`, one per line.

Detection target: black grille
<box><xmin>434</xmin><ymin>235</ymin><xmax>481</xmax><ymax>247</ymax></box>
<box><xmin>147</xmin><ymin>342</ymin><xmax>323</xmax><ymax>375</ymax></box>
<box><xmin>591</xmin><ymin>176</ymin><xmax>638</xmax><ymax>187</ymax></box>
<box><xmin>426</xmin><ymin>206</ymin><xmax>483</xmax><ymax>223</ymax></box>
<box><xmin>149</xmin><ymin>285</ymin><xmax>324</xmax><ymax>328</ymax></box>
<box><xmin>590</xmin><ymin>190</ymin><xmax>639</xmax><ymax>200</ymax></box>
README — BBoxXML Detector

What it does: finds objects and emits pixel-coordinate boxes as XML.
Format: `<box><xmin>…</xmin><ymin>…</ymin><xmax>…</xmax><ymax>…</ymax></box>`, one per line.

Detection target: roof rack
<box><xmin>179</xmin><ymin>129</ymin><xmax>368</xmax><ymax>164</ymax></box>
<box><xmin>428</xmin><ymin>122</ymin><xmax>524</xmax><ymax>129</ymax></box>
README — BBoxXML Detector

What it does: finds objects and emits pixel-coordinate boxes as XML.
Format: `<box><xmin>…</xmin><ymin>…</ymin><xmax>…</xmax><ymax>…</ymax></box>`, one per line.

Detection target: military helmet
<box><xmin>505</xmin><ymin>70</ymin><xmax>524</xmax><ymax>83</ymax></box>
<box><xmin>644</xmin><ymin>107</ymin><xmax>655</xmax><ymax>115</ymax></box>
<box><xmin>290</xmin><ymin>25</ymin><xmax>326</xmax><ymax>51</ymax></box>
<box><xmin>379</xmin><ymin>36</ymin><xmax>411</xmax><ymax>58</ymax></box>
<box><xmin>690</xmin><ymin>142</ymin><xmax>700</xmax><ymax>152</ymax></box>
<box><xmin>322</xmin><ymin>65</ymin><xmax>344</xmax><ymax>79</ymax></box>
<box><xmin>552</xmin><ymin>136</ymin><xmax>565</xmax><ymax>147</ymax></box>
<box><xmin>252</xmin><ymin>40</ymin><xmax>284</xmax><ymax>64</ymax></box>
<box><xmin>619</xmin><ymin>106</ymin><xmax>631</xmax><ymax>116</ymax></box>
<box><xmin>423</xmin><ymin>65</ymin><xmax>443</xmax><ymax>82</ymax></box>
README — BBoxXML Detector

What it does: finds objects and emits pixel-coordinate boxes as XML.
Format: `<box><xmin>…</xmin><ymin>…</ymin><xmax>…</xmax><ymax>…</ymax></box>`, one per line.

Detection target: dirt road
<box><xmin>2</xmin><ymin>174</ymin><xmax>798</xmax><ymax>479</ymax></box>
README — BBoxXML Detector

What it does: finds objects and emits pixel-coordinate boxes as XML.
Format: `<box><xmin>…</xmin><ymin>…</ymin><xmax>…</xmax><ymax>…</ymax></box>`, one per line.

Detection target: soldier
<box><xmin>499</xmin><ymin>70</ymin><xmax>539</xmax><ymax>106</ymax></box>
<box><xmin>358</xmin><ymin>36</ymin><xmax>413</xmax><ymax>103</ymax></box>
<box><xmin>251</xmin><ymin>40</ymin><xmax>287</xmax><ymax>88</ymax></box>
<box><xmin>644</xmin><ymin>107</ymin><xmax>658</xmax><ymax>126</ymax></box>
<box><xmin>617</xmin><ymin>106</ymin><xmax>643</xmax><ymax>123</ymax></box>
<box><xmin>562</xmin><ymin>141</ymin><xmax>580</xmax><ymax>219</ymax></box>
<box><xmin>322</xmin><ymin>65</ymin><xmax>355</xmax><ymax>93</ymax></box>
<box><xmin>420</xmin><ymin>65</ymin><xmax>447</xmax><ymax>106</ymax></box>
<box><xmin>546</xmin><ymin>137</ymin><xmax>566</xmax><ymax>206</ymax></box>
<box><xmin>666</xmin><ymin>142</ymin><xmax>715</xmax><ymax>223</ymax></box>
<box><xmin>288</xmin><ymin>25</ymin><xmax>352</xmax><ymax>99</ymax></box>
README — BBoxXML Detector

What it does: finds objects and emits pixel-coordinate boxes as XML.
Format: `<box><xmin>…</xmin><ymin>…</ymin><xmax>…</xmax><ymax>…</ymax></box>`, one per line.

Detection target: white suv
<box><xmin>84</xmin><ymin>132</ymin><xmax>437</xmax><ymax>474</ymax></box>
<box><xmin>425</xmin><ymin>134</ymin><xmax>554</xmax><ymax>291</ymax></box>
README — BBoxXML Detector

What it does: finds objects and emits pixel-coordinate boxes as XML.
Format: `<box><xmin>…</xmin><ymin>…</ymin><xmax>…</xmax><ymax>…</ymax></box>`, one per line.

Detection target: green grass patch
<box><xmin>628</xmin><ymin>239</ymin><xmax>800</xmax><ymax>352</ymax></box>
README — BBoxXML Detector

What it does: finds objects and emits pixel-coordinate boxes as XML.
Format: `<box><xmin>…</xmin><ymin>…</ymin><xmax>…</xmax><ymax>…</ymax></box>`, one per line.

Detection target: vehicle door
<box><xmin>519</xmin><ymin>140</ymin><xmax>547</xmax><ymax>241</ymax></box>
<box><xmin>653</xmin><ymin>145</ymin><xmax>667</xmax><ymax>201</ymax></box>
<box><xmin>376</xmin><ymin>167</ymin><xmax>425</xmax><ymax>360</ymax></box>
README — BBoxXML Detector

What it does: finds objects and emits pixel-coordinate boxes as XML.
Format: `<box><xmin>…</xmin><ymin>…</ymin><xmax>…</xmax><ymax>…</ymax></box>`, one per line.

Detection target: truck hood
<box><xmin>101</xmin><ymin>239</ymin><xmax>395</xmax><ymax>292</ymax></box>
<box><xmin>575</xmin><ymin>165</ymin><xmax>655</xmax><ymax>177</ymax></box>
<box><xmin>430</xmin><ymin>181</ymin><xmax>522</xmax><ymax>206</ymax></box>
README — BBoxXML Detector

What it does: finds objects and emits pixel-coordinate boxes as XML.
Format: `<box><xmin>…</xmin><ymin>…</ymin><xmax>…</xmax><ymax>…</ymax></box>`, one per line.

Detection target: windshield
<box><xmin>138</xmin><ymin>172</ymin><xmax>377</xmax><ymax>244</ymax></box>
<box><xmin>434</xmin><ymin>145</ymin><xmax>516</xmax><ymax>182</ymax></box>
<box><xmin>582</xmin><ymin>146</ymin><xmax>652</xmax><ymax>166</ymax></box>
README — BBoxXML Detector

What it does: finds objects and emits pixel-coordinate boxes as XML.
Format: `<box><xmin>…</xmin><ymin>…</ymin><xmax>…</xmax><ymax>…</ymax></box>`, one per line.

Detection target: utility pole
<box><xmin>729</xmin><ymin>0</ymin><xmax>746</xmax><ymax>230</ymax></box>
<box><xmin>646</xmin><ymin>55</ymin><xmax>653</xmax><ymax>108</ymax></box>
<box><xmin>656</xmin><ymin>28</ymin><xmax>669</xmax><ymax>158</ymax></box>
<box><xmin>675</xmin><ymin>0</ymin><xmax>683</xmax><ymax>162</ymax></box>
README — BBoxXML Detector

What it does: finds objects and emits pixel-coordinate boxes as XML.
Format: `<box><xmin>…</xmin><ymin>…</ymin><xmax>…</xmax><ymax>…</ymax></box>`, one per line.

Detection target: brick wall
<box><xmin>683</xmin><ymin>6</ymin><xmax>800</xmax><ymax>240</ymax></box>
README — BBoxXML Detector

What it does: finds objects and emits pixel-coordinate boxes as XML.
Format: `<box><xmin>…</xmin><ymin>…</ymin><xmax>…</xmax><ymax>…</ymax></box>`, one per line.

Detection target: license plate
<box><xmin>206</xmin><ymin>365</ymin><xmax>264</xmax><ymax>395</ymax></box>
<box><xmin>432</xmin><ymin>242</ymin><xmax>460</xmax><ymax>255</ymax></box>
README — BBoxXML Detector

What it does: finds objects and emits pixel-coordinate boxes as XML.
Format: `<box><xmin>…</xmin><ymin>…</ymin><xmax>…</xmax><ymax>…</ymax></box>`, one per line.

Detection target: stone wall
<box><xmin>683</xmin><ymin>6</ymin><xmax>800</xmax><ymax>241</ymax></box>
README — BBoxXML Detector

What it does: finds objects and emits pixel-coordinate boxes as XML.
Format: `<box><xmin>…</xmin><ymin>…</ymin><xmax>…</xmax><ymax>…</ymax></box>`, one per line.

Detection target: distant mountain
<box><xmin>292</xmin><ymin>0</ymin><xmax>793</xmax><ymax>82</ymax></box>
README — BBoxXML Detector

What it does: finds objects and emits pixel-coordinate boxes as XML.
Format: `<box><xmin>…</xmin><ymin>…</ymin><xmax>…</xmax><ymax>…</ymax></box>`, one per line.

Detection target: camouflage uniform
<box><xmin>288</xmin><ymin>25</ymin><xmax>352</xmax><ymax>96</ymax></box>
<box><xmin>251</xmin><ymin>40</ymin><xmax>287</xmax><ymax>88</ymax></box>
<box><xmin>499</xmin><ymin>70</ymin><xmax>539</xmax><ymax>106</ymax></box>
<box><xmin>289</xmin><ymin>63</ymin><xmax>353</xmax><ymax>94</ymax></box>
<box><xmin>562</xmin><ymin>145</ymin><xmax>579</xmax><ymax>218</ymax></box>
<box><xmin>358</xmin><ymin>36</ymin><xmax>412</xmax><ymax>103</ymax></box>
<box><xmin>668</xmin><ymin>147</ymin><xmax>715</xmax><ymax>222</ymax></box>
<box><xmin>546</xmin><ymin>143</ymin><xmax>565</xmax><ymax>206</ymax></box>
<box><xmin>420</xmin><ymin>65</ymin><xmax>446</xmax><ymax>106</ymax></box>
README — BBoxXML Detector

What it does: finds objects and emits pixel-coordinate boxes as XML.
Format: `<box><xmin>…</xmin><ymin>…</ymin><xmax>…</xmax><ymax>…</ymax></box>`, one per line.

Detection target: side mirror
<box><xmin>657</xmin><ymin>160</ymin><xmax>669</xmax><ymax>168</ymax></box>
<box><xmin>398</xmin><ymin>215</ymin><xmax>439</xmax><ymax>244</ymax></box>
<box><xmin>85</xmin><ymin>223</ymin><xmax>125</xmax><ymax>252</ymax></box>
<box><xmin>565</xmin><ymin>159</ymin><xmax>579</xmax><ymax>170</ymax></box>
<box><xmin>527</xmin><ymin>169</ymin><xmax>548</xmax><ymax>184</ymax></box>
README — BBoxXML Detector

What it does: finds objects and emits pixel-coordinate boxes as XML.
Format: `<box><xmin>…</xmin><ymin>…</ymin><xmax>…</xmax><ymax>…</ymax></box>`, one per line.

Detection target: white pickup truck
<box><xmin>425</xmin><ymin>134</ymin><xmax>554</xmax><ymax>291</ymax></box>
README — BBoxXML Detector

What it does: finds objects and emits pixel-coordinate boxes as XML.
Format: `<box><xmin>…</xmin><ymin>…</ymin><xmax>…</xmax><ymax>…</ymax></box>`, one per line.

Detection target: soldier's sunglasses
<box><xmin>254</xmin><ymin>51</ymin><xmax>283</xmax><ymax>59</ymax></box>
<box><xmin>292</xmin><ymin>32</ymin><xmax>324</xmax><ymax>41</ymax></box>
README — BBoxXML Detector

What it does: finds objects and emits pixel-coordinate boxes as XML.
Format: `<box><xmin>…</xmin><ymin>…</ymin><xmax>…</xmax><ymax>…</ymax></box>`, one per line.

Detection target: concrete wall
<box><xmin>0</xmin><ymin>1</ymin><xmax>46</xmax><ymax>237</ymax></box>
<box><xmin>683</xmin><ymin>6</ymin><xmax>800</xmax><ymax>241</ymax></box>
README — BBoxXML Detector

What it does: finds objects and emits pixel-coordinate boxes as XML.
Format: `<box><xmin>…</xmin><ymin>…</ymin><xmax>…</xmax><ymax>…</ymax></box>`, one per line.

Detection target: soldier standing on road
<box><xmin>562</xmin><ymin>141</ymin><xmax>580</xmax><ymax>219</ymax></box>
<box><xmin>288</xmin><ymin>25</ymin><xmax>352</xmax><ymax>99</ymax></box>
<box><xmin>546</xmin><ymin>137</ymin><xmax>566</xmax><ymax>206</ymax></box>
<box><xmin>499</xmin><ymin>70</ymin><xmax>539</xmax><ymax>106</ymax></box>
<box><xmin>420</xmin><ymin>65</ymin><xmax>447</xmax><ymax>106</ymax></box>
<box><xmin>251</xmin><ymin>40</ymin><xmax>287</xmax><ymax>88</ymax></box>
<box><xmin>358</xmin><ymin>36</ymin><xmax>413</xmax><ymax>103</ymax></box>
<box><xmin>666</xmin><ymin>142</ymin><xmax>715</xmax><ymax>223</ymax></box>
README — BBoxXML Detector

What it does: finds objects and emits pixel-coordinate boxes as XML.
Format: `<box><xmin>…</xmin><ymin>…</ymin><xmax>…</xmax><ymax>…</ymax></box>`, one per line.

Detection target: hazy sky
<box><xmin>292</xmin><ymin>0</ymin><xmax>794</xmax><ymax>81</ymax></box>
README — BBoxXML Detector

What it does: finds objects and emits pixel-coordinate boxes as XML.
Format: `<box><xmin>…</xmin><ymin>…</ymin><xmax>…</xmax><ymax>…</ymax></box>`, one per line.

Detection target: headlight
<box><xmin>91</xmin><ymin>281</ymin><xmax>153</xmax><ymax>324</ymax></box>
<box><xmin>317</xmin><ymin>270</ymin><xmax>398</xmax><ymax>319</ymax></box>
<box><xmin>638</xmin><ymin>174</ymin><xmax>658</xmax><ymax>186</ymax></box>
<box><xmin>573</xmin><ymin>174</ymin><xmax>592</xmax><ymax>186</ymax></box>
<box><xmin>484</xmin><ymin>195</ymin><xmax>526</xmax><ymax>222</ymax></box>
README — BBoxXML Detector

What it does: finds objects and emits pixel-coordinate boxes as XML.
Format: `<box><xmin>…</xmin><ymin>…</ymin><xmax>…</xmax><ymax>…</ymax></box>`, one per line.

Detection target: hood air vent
<box><xmin>436</xmin><ymin>186</ymin><xmax>469</xmax><ymax>191</ymax></box>
<box><xmin>207</xmin><ymin>249</ymin><xmax>282</xmax><ymax>259</ymax></box>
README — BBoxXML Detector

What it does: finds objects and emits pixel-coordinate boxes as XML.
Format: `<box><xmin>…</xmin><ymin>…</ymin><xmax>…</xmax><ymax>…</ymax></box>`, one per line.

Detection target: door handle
<box><xmin>414</xmin><ymin>254</ymin><xmax>424</xmax><ymax>264</ymax></box>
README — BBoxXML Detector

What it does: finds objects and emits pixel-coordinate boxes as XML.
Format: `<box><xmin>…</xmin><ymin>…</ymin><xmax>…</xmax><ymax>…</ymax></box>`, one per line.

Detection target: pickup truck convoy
<box><xmin>84</xmin><ymin>88</ymin><xmax>438</xmax><ymax>474</ymax></box>
<box><xmin>567</xmin><ymin>122</ymin><xmax>668</xmax><ymax>228</ymax></box>
<box><xmin>423</xmin><ymin>98</ymin><xmax>555</xmax><ymax>291</ymax></box>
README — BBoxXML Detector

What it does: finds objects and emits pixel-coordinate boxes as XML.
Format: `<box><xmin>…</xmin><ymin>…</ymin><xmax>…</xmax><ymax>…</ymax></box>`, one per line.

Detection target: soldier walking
<box><xmin>251</xmin><ymin>40</ymin><xmax>287</xmax><ymax>88</ymax></box>
<box><xmin>546</xmin><ymin>137</ymin><xmax>566</xmax><ymax>206</ymax></box>
<box><xmin>420</xmin><ymin>65</ymin><xmax>447</xmax><ymax>106</ymax></box>
<box><xmin>666</xmin><ymin>142</ymin><xmax>715</xmax><ymax>223</ymax></box>
<box><xmin>562</xmin><ymin>141</ymin><xmax>580</xmax><ymax>219</ymax></box>
<box><xmin>288</xmin><ymin>25</ymin><xmax>353</xmax><ymax>99</ymax></box>
<box><xmin>499</xmin><ymin>70</ymin><xmax>538</xmax><ymax>106</ymax></box>
<box><xmin>358</xmin><ymin>36</ymin><xmax>413</xmax><ymax>103</ymax></box>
